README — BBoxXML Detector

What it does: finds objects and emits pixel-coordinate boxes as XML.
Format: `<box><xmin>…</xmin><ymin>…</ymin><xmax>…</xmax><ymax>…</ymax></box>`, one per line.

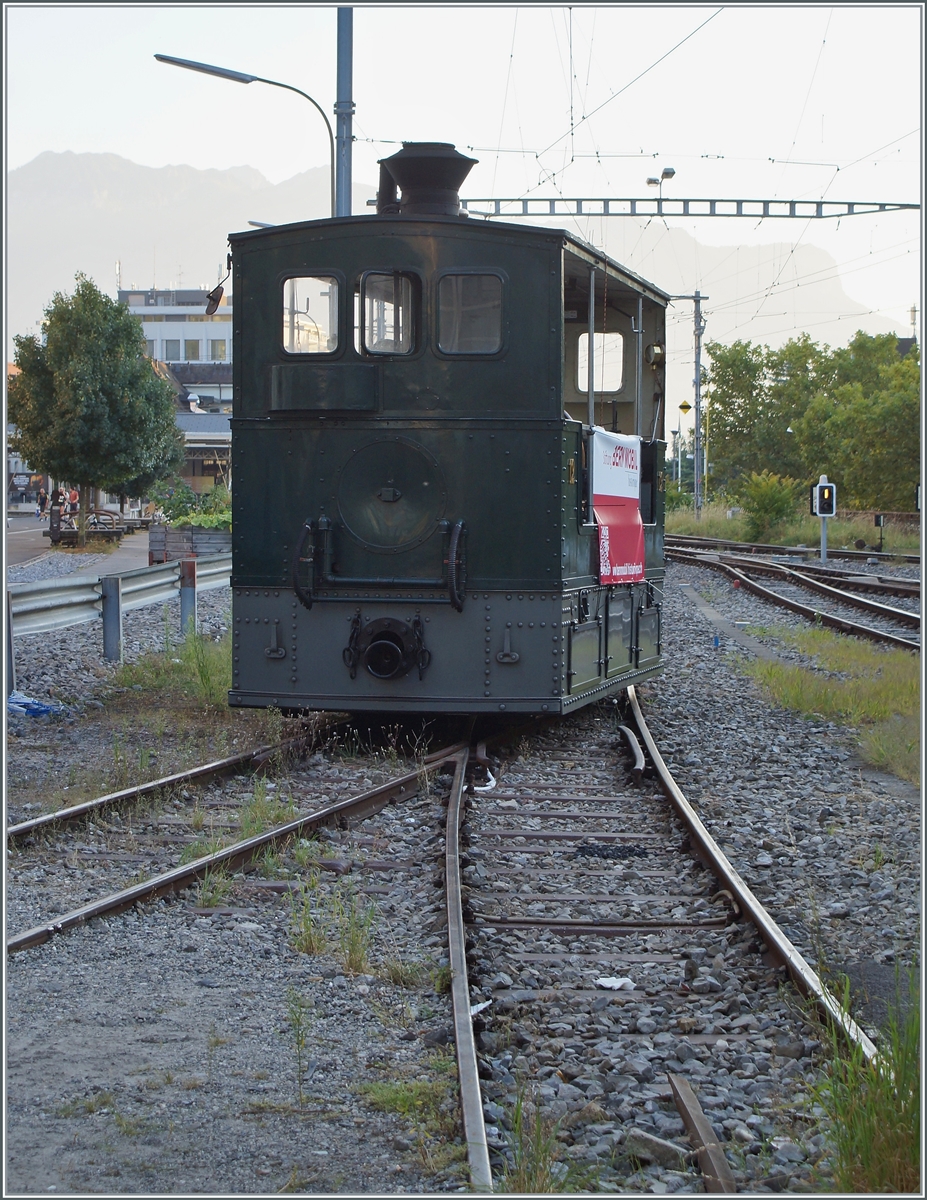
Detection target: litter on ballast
<box><xmin>595</xmin><ymin>976</ymin><xmax>636</xmax><ymax>990</ymax></box>
<box><xmin>7</xmin><ymin>690</ymin><xmax>69</xmax><ymax>718</ymax></box>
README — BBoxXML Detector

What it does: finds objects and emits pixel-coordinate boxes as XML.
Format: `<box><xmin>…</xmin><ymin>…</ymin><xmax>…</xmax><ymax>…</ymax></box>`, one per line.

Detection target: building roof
<box><xmin>175</xmin><ymin>412</ymin><xmax>231</xmax><ymax>447</ymax></box>
<box><xmin>171</xmin><ymin>363</ymin><xmax>232</xmax><ymax>385</ymax></box>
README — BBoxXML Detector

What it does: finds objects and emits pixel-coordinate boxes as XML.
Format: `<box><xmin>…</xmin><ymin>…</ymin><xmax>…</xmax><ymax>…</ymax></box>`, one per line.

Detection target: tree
<box><xmin>704</xmin><ymin>334</ymin><xmax>828</xmax><ymax>493</ymax></box>
<box><xmin>796</xmin><ymin>342</ymin><xmax>920</xmax><ymax>511</ymax></box>
<box><xmin>9</xmin><ymin>274</ymin><xmax>179</xmax><ymax>545</ymax></box>
<box><xmin>705</xmin><ymin>330</ymin><xmax>920</xmax><ymax>511</ymax></box>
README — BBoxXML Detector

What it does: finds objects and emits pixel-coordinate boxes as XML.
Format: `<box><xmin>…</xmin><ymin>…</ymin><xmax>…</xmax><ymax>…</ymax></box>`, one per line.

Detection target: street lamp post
<box><xmin>155</xmin><ymin>53</ymin><xmax>336</xmax><ymax>217</ymax></box>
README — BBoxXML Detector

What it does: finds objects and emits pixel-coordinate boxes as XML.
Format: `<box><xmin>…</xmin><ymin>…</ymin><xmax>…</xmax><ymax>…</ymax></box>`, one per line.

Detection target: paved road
<box><xmin>6</xmin><ymin>515</ymin><xmax>152</xmax><ymax>573</ymax></box>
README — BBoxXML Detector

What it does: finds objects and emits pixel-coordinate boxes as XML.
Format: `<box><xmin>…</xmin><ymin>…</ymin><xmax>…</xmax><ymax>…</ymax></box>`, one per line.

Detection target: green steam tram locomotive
<box><xmin>227</xmin><ymin>143</ymin><xmax>668</xmax><ymax>715</ymax></box>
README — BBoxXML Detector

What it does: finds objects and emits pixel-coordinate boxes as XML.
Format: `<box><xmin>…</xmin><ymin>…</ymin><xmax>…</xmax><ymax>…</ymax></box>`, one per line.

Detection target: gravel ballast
<box><xmin>5</xmin><ymin>552</ymin><xmax>920</xmax><ymax>1193</ymax></box>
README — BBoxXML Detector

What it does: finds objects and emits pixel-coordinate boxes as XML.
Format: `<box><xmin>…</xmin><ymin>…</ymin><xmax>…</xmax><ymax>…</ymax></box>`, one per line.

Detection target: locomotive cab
<box><xmin>228</xmin><ymin>143</ymin><xmax>668</xmax><ymax>715</ymax></box>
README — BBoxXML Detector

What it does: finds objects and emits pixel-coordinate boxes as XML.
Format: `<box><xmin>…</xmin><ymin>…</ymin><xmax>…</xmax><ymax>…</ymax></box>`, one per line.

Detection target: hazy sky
<box><xmin>5</xmin><ymin>3</ymin><xmax>923</xmax><ymax>362</ymax></box>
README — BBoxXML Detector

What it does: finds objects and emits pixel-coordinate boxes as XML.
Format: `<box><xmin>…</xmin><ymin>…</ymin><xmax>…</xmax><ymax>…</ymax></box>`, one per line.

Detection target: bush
<box><xmin>151</xmin><ymin>478</ymin><xmax>231</xmax><ymax>530</ymax></box>
<box><xmin>735</xmin><ymin>470</ymin><xmax>799</xmax><ymax>542</ymax></box>
<box><xmin>665</xmin><ymin>482</ymin><xmax>693</xmax><ymax>512</ymax></box>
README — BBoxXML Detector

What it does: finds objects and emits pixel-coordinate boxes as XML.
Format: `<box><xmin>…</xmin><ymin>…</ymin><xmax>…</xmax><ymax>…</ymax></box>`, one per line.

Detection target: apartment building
<box><xmin>119</xmin><ymin>287</ymin><xmax>232</xmax><ymax>413</ymax></box>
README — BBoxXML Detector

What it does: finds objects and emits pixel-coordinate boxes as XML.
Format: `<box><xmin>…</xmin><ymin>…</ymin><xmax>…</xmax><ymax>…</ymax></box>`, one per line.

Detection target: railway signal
<box><xmin>811</xmin><ymin>475</ymin><xmax>837</xmax><ymax>561</ymax></box>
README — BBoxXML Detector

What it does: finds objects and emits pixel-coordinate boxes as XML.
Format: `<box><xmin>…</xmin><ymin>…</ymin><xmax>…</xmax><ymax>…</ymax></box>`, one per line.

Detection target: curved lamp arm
<box><xmin>155</xmin><ymin>54</ymin><xmax>335</xmax><ymax>217</ymax></box>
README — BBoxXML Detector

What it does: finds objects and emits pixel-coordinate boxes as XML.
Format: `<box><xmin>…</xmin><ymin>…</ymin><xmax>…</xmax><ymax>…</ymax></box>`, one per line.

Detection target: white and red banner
<box><xmin>592</xmin><ymin>430</ymin><xmax>645</xmax><ymax>584</ymax></box>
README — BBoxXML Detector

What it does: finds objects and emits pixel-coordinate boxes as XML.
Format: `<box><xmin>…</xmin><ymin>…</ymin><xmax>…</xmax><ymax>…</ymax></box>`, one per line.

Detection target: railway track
<box><xmin>667</xmin><ymin>547</ymin><xmax>920</xmax><ymax>650</ymax></box>
<box><xmin>442</xmin><ymin>694</ymin><xmax>876</xmax><ymax>1192</ymax></box>
<box><xmin>5</xmin><ymin>692</ymin><xmax>896</xmax><ymax>1193</ymax></box>
<box><xmin>666</xmin><ymin>533</ymin><xmax>919</xmax><ymax>567</ymax></box>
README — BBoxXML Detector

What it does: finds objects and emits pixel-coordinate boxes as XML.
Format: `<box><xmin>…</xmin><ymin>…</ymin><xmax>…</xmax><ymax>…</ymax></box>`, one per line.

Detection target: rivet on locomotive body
<box><xmin>528</xmin><ymin>622</ymin><xmax>534</xmax><ymax>628</ymax></box>
<box><xmin>235</xmin><ymin>617</ymin><xmax>241</xmax><ymax>623</ymax></box>
<box><xmin>484</xmin><ymin>691</ymin><xmax>490</xmax><ymax>697</ymax></box>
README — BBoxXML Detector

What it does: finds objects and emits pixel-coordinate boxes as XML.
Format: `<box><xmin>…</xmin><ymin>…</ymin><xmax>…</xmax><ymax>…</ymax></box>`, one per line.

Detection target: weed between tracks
<box><xmin>287</xmin><ymin>882</ymin><xmax>376</xmax><ymax>974</ymax></box>
<box><xmin>359</xmin><ymin>1051</ymin><xmax>465</xmax><ymax>1176</ymax></box>
<box><xmin>495</xmin><ymin>1084</ymin><xmax>596</xmax><ymax>1194</ymax></box>
<box><xmin>736</xmin><ymin>624</ymin><xmax>920</xmax><ymax>783</ymax></box>
<box><xmin>808</xmin><ymin>972</ymin><xmax>920</xmax><ymax>1192</ymax></box>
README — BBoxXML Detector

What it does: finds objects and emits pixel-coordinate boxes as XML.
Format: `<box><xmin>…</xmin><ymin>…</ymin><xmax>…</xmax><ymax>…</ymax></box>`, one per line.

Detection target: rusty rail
<box><xmin>7</xmin><ymin>741</ymin><xmax>467</xmax><ymax>953</ymax></box>
<box><xmin>444</xmin><ymin>749</ymin><xmax>493</xmax><ymax>1192</ymax></box>
<box><xmin>669</xmin><ymin>551</ymin><xmax>919</xmax><ymax>650</ymax></box>
<box><xmin>6</xmin><ymin>730</ymin><xmax>323</xmax><ymax>841</ymax></box>
<box><xmin>627</xmin><ymin>685</ymin><xmax>879</xmax><ymax>1064</ymax></box>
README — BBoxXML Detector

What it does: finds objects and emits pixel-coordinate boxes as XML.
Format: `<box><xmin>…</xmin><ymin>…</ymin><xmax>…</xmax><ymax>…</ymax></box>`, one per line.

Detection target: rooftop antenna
<box><xmin>115</xmin><ymin>260</ymin><xmax>121</xmax><ymax>291</ymax></box>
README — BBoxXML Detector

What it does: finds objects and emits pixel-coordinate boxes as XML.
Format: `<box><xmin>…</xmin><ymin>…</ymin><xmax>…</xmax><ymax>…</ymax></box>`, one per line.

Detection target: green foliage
<box><xmin>741</xmin><ymin>624</ymin><xmax>919</xmax><ymax>783</ymax></box>
<box><xmin>151</xmin><ymin>478</ymin><xmax>232</xmax><ymax>530</ymax></box>
<box><xmin>8</xmin><ymin>274</ymin><xmax>179</xmax><ymax>501</ymax></box>
<box><xmin>285</xmin><ymin>988</ymin><xmax>313</xmax><ymax>1108</ymax></box>
<box><xmin>810</xmin><ymin>974</ymin><xmax>919</xmax><ymax>1193</ymax></box>
<box><xmin>735</xmin><ymin>470</ymin><xmax>800</xmax><ymax>541</ymax></box>
<box><xmin>151</xmin><ymin>475</ymin><xmax>199</xmax><ymax>522</ymax></box>
<box><xmin>704</xmin><ymin>331</ymin><xmax>920</xmax><ymax>510</ymax></box>
<box><xmin>704</xmin><ymin>334</ymin><xmax>824</xmax><ymax>490</ymax></box>
<box><xmin>664</xmin><ymin>480</ymin><xmax>694</xmax><ymax>511</ymax></box>
<box><xmin>796</xmin><ymin>344</ymin><xmax>920</xmax><ymax>510</ymax></box>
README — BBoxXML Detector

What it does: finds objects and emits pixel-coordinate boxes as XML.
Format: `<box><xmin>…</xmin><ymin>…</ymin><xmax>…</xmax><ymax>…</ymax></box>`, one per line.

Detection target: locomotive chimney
<box><xmin>376</xmin><ymin>142</ymin><xmax>477</xmax><ymax>217</ymax></box>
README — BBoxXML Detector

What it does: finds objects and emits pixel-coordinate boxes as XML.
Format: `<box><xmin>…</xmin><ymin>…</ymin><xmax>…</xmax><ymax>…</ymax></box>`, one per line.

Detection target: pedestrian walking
<box><xmin>37</xmin><ymin>487</ymin><xmax>48</xmax><ymax>518</ymax></box>
<box><xmin>50</xmin><ymin>485</ymin><xmax>65</xmax><ymax>510</ymax></box>
<box><xmin>68</xmin><ymin>486</ymin><xmax>79</xmax><ymax>515</ymax></box>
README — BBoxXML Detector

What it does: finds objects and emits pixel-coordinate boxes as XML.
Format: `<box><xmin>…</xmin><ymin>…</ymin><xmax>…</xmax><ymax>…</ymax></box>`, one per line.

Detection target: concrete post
<box><xmin>101</xmin><ymin>576</ymin><xmax>123</xmax><ymax>663</ymax></box>
<box><xmin>180</xmin><ymin>559</ymin><xmax>197</xmax><ymax>636</ymax></box>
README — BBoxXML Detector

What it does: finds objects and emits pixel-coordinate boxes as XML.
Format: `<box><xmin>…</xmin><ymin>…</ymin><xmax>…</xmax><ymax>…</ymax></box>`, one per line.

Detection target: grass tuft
<box><xmin>497</xmin><ymin>1084</ymin><xmax>591</xmax><ymax>1193</ymax></box>
<box><xmin>739</xmin><ymin>624</ymin><xmax>919</xmax><ymax>783</ymax></box>
<box><xmin>810</xmin><ymin>973</ymin><xmax>920</xmax><ymax>1192</ymax></box>
<box><xmin>666</xmin><ymin>503</ymin><xmax>920</xmax><ymax>553</ymax></box>
<box><xmin>196</xmin><ymin>867</ymin><xmax>232</xmax><ymax>908</ymax></box>
<box><xmin>288</xmin><ymin>878</ymin><xmax>328</xmax><ymax>955</ymax></box>
<box><xmin>330</xmin><ymin>888</ymin><xmax>377</xmax><ymax>975</ymax></box>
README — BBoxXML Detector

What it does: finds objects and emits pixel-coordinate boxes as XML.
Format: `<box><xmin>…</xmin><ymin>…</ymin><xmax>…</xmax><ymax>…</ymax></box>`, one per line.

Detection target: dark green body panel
<box><xmin>227</xmin><ymin>214</ymin><xmax>667</xmax><ymax>714</ymax></box>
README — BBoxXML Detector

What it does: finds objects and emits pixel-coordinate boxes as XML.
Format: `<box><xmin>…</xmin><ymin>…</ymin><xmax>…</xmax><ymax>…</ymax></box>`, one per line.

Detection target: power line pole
<box><xmin>335</xmin><ymin>8</ymin><xmax>354</xmax><ymax>217</ymax></box>
<box><xmin>673</xmin><ymin>292</ymin><xmax>708</xmax><ymax>518</ymax></box>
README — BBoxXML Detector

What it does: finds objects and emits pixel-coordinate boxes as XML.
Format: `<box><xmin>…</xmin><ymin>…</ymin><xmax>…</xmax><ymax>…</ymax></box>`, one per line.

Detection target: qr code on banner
<box><xmin>598</xmin><ymin>524</ymin><xmax>610</xmax><ymax>576</ymax></box>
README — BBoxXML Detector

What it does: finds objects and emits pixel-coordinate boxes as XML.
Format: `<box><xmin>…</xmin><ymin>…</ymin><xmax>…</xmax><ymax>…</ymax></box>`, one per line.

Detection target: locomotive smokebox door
<box><xmin>337</xmin><ymin>438</ymin><xmax>447</xmax><ymax>553</ymax></box>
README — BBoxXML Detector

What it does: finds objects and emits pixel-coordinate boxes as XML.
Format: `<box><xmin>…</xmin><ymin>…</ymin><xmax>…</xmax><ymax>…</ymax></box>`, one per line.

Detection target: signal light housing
<box><xmin>811</xmin><ymin>481</ymin><xmax>837</xmax><ymax>516</ymax></box>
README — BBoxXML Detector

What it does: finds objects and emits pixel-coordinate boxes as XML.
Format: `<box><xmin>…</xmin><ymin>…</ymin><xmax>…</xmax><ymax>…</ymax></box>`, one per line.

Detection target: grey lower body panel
<box><xmin>228</xmin><ymin>585</ymin><xmax>662</xmax><ymax>715</ymax></box>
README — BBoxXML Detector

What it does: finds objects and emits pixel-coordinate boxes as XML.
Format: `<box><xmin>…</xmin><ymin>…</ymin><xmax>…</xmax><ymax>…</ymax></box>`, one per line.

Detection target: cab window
<box><xmin>577</xmin><ymin>331</ymin><xmax>624</xmax><ymax>392</ymax></box>
<box><xmin>437</xmin><ymin>274</ymin><xmax>502</xmax><ymax>354</ymax></box>
<box><xmin>282</xmin><ymin>276</ymin><xmax>338</xmax><ymax>354</ymax></box>
<box><xmin>361</xmin><ymin>272</ymin><xmax>416</xmax><ymax>355</ymax></box>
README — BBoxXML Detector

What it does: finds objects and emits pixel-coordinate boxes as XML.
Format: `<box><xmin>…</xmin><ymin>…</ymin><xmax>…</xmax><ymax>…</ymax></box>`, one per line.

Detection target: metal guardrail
<box><xmin>8</xmin><ymin>573</ymin><xmax>103</xmax><ymax>636</ymax></box>
<box><xmin>8</xmin><ymin>553</ymin><xmax>231</xmax><ymax>638</ymax></box>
